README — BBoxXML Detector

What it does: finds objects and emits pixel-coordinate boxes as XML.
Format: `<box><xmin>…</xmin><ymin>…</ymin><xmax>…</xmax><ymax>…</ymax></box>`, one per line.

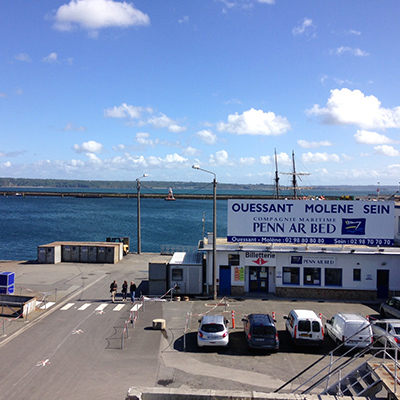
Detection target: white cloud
<box><xmin>209</xmin><ymin>150</ymin><xmax>229</xmax><ymax>165</ymax></box>
<box><xmin>15</xmin><ymin>53</ymin><xmax>31</xmax><ymax>62</ymax></box>
<box><xmin>73</xmin><ymin>140</ymin><xmax>103</xmax><ymax>153</ymax></box>
<box><xmin>330</xmin><ymin>47</ymin><xmax>369</xmax><ymax>57</ymax></box>
<box><xmin>297</xmin><ymin>139</ymin><xmax>332</xmax><ymax>149</ymax></box>
<box><xmin>306</xmin><ymin>88</ymin><xmax>400</xmax><ymax>130</ymax></box>
<box><xmin>1</xmin><ymin>161</ymin><xmax>11</xmax><ymax>168</ymax></box>
<box><xmin>292</xmin><ymin>18</ymin><xmax>315</xmax><ymax>37</ymax></box>
<box><xmin>62</xmin><ymin>122</ymin><xmax>86</xmax><ymax>132</ymax></box>
<box><xmin>374</xmin><ymin>145</ymin><xmax>400</xmax><ymax>157</ymax></box>
<box><xmin>239</xmin><ymin>157</ymin><xmax>256</xmax><ymax>165</ymax></box>
<box><xmin>147</xmin><ymin>113</ymin><xmax>186</xmax><ymax>133</ymax></box>
<box><xmin>52</xmin><ymin>0</ymin><xmax>150</xmax><ymax>33</ymax></box>
<box><xmin>104</xmin><ymin>104</ymin><xmax>185</xmax><ymax>132</ymax></box>
<box><xmin>182</xmin><ymin>146</ymin><xmax>198</xmax><ymax>156</ymax></box>
<box><xmin>112</xmin><ymin>144</ymin><xmax>125</xmax><ymax>151</ymax></box>
<box><xmin>178</xmin><ymin>16</ymin><xmax>189</xmax><ymax>24</ymax></box>
<box><xmin>196</xmin><ymin>129</ymin><xmax>217</xmax><ymax>145</ymax></box>
<box><xmin>42</xmin><ymin>52</ymin><xmax>58</xmax><ymax>63</ymax></box>
<box><xmin>354</xmin><ymin>130</ymin><xmax>392</xmax><ymax>145</ymax></box>
<box><xmin>260</xmin><ymin>155</ymin><xmax>272</xmax><ymax>165</ymax></box>
<box><xmin>135</xmin><ymin>132</ymin><xmax>159</xmax><ymax>147</ymax></box>
<box><xmin>301</xmin><ymin>152</ymin><xmax>341</xmax><ymax>163</ymax></box>
<box><xmin>217</xmin><ymin>108</ymin><xmax>291</xmax><ymax>136</ymax></box>
<box><xmin>104</xmin><ymin>103</ymin><xmax>151</xmax><ymax>119</ymax></box>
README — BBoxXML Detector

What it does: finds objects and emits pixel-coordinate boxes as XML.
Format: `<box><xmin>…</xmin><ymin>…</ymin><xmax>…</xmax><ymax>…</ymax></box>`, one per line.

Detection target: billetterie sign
<box><xmin>227</xmin><ymin>199</ymin><xmax>394</xmax><ymax>246</ymax></box>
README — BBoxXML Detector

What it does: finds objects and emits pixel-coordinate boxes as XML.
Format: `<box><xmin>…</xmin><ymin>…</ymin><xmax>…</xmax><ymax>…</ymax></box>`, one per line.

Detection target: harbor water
<box><xmin>0</xmin><ymin>195</ymin><xmax>228</xmax><ymax>261</ymax></box>
<box><xmin>0</xmin><ymin>185</ymin><xmax>394</xmax><ymax>261</ymax></box>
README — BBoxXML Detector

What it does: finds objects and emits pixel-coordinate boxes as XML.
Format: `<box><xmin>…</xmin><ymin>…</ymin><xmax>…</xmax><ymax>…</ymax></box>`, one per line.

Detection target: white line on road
<box><xmin>113</xmin><ymin>304</ymin><xmax>125</xmax><ymax>311</ymax></box>
<box><xmin>60</xmin><ymin>303</ymin><xmax>75</xmax><ymax>311</ymax></box>
<box><xmin>78</xmin><ymin>303</ymin><xmax>91</xmax><ymax>311</ymax></box>
<box><xmin>130</xmin><ymin>304</ymin><xmax>142</xmax><ymax>312</ymax></box>
<box><xmin>95</xmin><ymin>303</ymin><xmax>108</xmax><ymax>311</ymax></box>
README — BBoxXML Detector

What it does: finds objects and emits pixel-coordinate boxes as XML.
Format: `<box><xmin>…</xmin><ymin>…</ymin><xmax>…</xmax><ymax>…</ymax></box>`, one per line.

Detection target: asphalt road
<box><xmin>0</xmin><ymin>255</ymin><xmax>383</xmax><ymax>400</ymax></box>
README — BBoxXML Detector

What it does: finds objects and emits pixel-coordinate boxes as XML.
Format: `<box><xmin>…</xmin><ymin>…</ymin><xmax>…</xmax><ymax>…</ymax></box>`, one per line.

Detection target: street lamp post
<box><xmin>136</xmin><ymin>174</ymin><xmax>148</xmax><ymax>254</ymax></box>
<box><xmin>192</xmin><ymin>165</ymin><xmax>217</xmax><ymax>300</ymax></box>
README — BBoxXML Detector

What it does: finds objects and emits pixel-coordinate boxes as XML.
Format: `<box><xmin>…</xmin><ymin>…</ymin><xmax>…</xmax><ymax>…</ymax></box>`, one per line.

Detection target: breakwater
<box><xmin>0</xmin><ymin>190</ymin><xmax>375</xmax><ymax>200</ymax></box>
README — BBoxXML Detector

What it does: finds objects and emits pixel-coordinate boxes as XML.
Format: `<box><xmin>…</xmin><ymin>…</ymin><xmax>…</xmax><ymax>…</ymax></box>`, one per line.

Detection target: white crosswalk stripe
<box><xmin>95</xmin><ymin>303</ymin><xmax>108</xmax><ymax>311</ymax></box>
<box><xmin>130</xmin><ymin>304</ymin><xmax>142</xmax><ymax>312</ymax></box>
<box><xmin>37</xmin><ymin>301</ymin><xmax>55</xmax><ymax>310</ymax></box>
<box><xmin>60</xmin><ymin>303</ymin><xmax>75</xmax><ymax>311</ymax></box>
<box><xmin>78</xmin><ymin>303</ymin><xmax>91</xmax><ymax>311</ymax></box>
<box><xmin>59</xmin><ymin>302</ymin><xmax>132</xmax><ymax>312</ymax></box>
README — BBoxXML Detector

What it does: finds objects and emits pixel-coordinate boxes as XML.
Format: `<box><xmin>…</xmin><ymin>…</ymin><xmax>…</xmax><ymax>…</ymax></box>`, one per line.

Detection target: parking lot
<box><xmin>158</xmin><ymin>297</ymin><xmax>381</xmax><ymax>393</ymax></box>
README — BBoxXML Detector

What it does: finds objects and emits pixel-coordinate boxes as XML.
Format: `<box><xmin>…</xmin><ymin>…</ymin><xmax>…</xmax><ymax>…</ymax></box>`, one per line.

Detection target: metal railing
<box><xmin>275</xmin><ymin>319</ymin><xmax>400</xmax><ymax>397</ymax></box>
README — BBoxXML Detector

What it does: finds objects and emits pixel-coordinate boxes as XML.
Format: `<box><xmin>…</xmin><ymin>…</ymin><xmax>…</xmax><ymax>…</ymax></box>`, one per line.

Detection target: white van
<box><xmin>325</xmin><ymin>313</ymin><xmax>373</xmax><ymax>349</ymax></box>
<box><xmin>284</xmin><ymin>309</ymin><xmax>324</xmax><ymax>346</ymax></box>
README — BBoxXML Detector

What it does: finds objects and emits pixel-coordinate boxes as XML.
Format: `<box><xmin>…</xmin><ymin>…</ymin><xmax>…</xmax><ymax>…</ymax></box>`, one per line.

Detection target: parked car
<box><xmin>197</xmin><ymin>315</ymin><xmax>229</xmax><ymax>347</ymax></box>
<box><xmin>325</xmin><ymin>313</ymin><xmax>373</xmax><ymax>349</ymax></box>
<box><xmin>372</xmin><ymin>319</ymin><xmax>400</xmax><ymax>348</ymax></box>
<box><xmin>242</xmin><ymin>313</ymin><xmax>279</xmax><ymax>351</ymax></box>
<box><xmin>380</xmin><ymin>297</ymin><xmax>400</xmax><ymax>319</ymax></box>
<box><xmin>284</xmin><ymin>309</ymin><xmax>324</xmax><ymax>346</ymax></box>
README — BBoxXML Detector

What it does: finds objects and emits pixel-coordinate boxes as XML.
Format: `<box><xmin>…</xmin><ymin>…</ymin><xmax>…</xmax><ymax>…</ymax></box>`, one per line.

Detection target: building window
<box><xmin>228</xmin><ymin>254</ymin><xmax>240</xmax><ymax>266</ymax></box>
<box><xmin>325</xmin><ymin>268</ymin><xmax>342</xmax><ymax>286</ymax></box>
<box><xmin>304</xmin><ymin>268</ymin><xmax>321</xmax><ymax>285</ymax></box>
<box><xmin>353</xmin><ymin>268</ymin><xmax>361</xmax><ymax>281</ymax></box>
<box><xmin>171</xmin><ymin>268</ymin><xmax>183</xmax><ymax>281</ymax></box>
<box><xmin>283</xmin><ymin>267</ymin><xmax>300</xmax><ymax>285</ymax></box>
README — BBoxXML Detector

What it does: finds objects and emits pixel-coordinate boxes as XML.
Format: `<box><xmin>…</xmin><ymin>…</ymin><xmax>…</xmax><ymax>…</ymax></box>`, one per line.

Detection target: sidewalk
<box><xmin>0</xmin><ymin>253</ymin><xmax>170</xmax><ymax>344</ymax></box>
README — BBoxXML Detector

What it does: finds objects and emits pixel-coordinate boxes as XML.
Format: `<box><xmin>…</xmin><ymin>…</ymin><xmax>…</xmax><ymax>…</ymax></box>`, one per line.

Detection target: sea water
<box><xmin>0</xmin><ymin>195</ymin><xmax>228</xmax><ymax>261</ymax></box>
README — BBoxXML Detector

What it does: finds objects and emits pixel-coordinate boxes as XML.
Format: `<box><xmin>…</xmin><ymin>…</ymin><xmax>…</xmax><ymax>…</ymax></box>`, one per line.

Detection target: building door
<box><xmin>377</xmin><ymin>270</ymin><xmax>389</xmax><ymax>299</ymax></box>
<box><xmin>249</xmin><ymin>266</ymin><xmax>268</xmax><ymax>293</ymax></box>
<box><xmin>219</xmin><ymin>266</ymin><xmax>231</xmax><ymax>296</ymax></box>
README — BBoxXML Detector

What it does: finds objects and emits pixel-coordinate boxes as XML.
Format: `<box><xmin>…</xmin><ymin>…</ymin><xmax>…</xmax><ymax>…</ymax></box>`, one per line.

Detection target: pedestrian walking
<box><xmin>122</xmin><ymin>280</ymin><xmax>128</xmax><ymax>301</ymax></box>
<box><xmin>130</xmin><ymin>281</ymin><xmax>137</xmax><ymax>303</ymax></box>
<box><xmin>110</xmin><ymin>280</ymin><xmax>117</xmax><ymax>303</ymax></box>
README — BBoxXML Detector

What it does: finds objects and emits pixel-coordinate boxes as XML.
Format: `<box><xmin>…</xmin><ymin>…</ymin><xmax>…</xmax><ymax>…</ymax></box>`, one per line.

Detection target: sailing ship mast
<box><xmin>274</xmin><ymin>148</ymin><xmax>280</xmax><ymax>199</ymax></box>
<box><xmin>279</xmin><ymin>150</ymin><xmax>312</xmax><ymax>199</ymax></box>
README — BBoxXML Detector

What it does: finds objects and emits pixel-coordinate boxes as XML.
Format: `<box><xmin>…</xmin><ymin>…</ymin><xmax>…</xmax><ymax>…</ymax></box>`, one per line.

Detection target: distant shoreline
<box><xmin>1</xmin><ymin>189</ymin><xmax>395</xmax><ymax>201</ymax></box>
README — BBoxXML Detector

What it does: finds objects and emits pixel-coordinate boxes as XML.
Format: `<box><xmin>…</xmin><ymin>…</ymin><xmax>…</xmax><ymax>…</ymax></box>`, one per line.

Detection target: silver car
<box><xmin>379</xmin><ymin>297</ymin><xmax>400</xmax><ymax>318</ymax></box>
<box><xmin>372</xmin><ymin>319</ymin><xmax>400</xmax><ymax>348</ymax></box>
<box><xmin>197</xmin><ymin>315</ymin><xmax>229</xmax><ymax>347</ymax></box>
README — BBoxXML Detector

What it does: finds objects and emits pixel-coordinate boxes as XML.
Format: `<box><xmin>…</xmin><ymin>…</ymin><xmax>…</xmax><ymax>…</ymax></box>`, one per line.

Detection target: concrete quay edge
<box><xmin>126</xmin><ymin>387</ymin><xmax>361</xmax><ymax>400</ymax></box>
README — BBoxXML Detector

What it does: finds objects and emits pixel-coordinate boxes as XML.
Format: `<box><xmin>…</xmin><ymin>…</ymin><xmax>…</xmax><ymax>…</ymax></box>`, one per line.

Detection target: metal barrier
<box><xmin>121</xmin><ymin>300</ymin><xmax>144</xmax><ymax>350</ymax></box>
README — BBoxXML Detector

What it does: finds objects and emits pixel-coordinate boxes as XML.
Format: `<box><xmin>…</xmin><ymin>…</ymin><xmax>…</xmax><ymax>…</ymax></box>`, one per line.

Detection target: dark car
<box><xmin>242</xmin><ymin>313</ymin><xmax>279</xmax><ymax>351</ymax></box>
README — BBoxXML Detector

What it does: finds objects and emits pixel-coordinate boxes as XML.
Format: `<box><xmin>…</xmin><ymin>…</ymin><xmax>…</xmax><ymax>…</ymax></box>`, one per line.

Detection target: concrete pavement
<box><xmin>0</xmin><ymin>253</ymin><xmax>171</xmax><ymax>344</ymax></box>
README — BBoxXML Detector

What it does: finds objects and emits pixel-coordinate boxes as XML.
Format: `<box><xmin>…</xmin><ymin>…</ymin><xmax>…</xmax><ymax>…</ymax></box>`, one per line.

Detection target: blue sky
<box><xmin>1</xmin><ymin>0</ymin><xmax>400</xmax><ymax>186</ymax></box>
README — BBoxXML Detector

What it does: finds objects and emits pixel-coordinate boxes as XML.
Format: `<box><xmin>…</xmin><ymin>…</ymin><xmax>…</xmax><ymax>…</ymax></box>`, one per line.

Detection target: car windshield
<box><xmin>253</xmin><ymin>326</ymin><xmax>275</xmax><ymax>335</ymax></box>
<box><xmin>298</xmin><ymin>320</ymin><xmax>311</xmax><ymax>332</ymax></box>
<box><xmin>201</xmin><ymin>323</ymin><xmax>225</xmax><ymax>333</ymax></box>
<box><xmin>393</xmin><ymin>327</ymin><xmax>400</xmax><ymax>334</ymax></box>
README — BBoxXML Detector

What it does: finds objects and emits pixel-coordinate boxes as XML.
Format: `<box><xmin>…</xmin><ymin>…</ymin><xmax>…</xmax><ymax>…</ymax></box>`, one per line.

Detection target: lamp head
<box><xmin>192</xmin><ymin>165</ymin><xmax>200</xmax><ymax>170</ymax></box>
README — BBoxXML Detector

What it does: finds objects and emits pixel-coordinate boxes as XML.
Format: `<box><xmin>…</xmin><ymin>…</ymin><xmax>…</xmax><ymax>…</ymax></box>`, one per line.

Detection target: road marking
<box><xmin>78</xmin><ymin>303</ymin><xmax>91</xmax><ymax>311</ymax></box>
<box><xmin>72</xmin><ymin>329</ymin><xmax>83</xmax><ymax>335</ymax></box>
<box><xmin>95</xmin><ymin>303</ymin><xmax>108</xmax><ymax>311</ymax></box>
<box><xmin>60</xmin><ymin>303</ymin><xmax>75</xmax><ymax>311</ymax></box>
<box><xmin>130</xmin><ymin>304</ymin><xmax>142</xmax><ymax>312</ymax></box>
<box><xmin>37</xmin><ymin>359</ymin><xmax>50</xmax><ymax>367</ymax></box>
<box><xmin>38</xmin><ymin>302</ymin><xmax>55</xmax><ymax>310</ymax></box>
<box><xmin>113</xmin><ymin>304</ymin><xmax>125</xmax><ymax>311</ymax></box>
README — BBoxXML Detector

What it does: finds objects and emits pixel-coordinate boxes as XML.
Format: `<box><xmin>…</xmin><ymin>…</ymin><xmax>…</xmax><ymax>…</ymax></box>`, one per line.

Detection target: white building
<box><xmin>198</xmin><ymin>201</ymin><xmax>400</xmax><ymax>300</ymax></box>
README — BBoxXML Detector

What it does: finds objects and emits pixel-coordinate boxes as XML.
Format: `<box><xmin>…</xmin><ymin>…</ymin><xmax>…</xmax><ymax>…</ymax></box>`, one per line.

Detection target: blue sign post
<box><xmin>0</xmin><ymin>272</ymin><xmax>15</xmax><ymax>294</ymax></box>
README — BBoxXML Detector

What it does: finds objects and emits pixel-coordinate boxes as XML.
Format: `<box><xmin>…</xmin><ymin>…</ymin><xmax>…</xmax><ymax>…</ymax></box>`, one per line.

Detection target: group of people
<box><xmin>109</xmin><ymin>280</ymin><xmax>137</xmax><ymax>303</ymax></box>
